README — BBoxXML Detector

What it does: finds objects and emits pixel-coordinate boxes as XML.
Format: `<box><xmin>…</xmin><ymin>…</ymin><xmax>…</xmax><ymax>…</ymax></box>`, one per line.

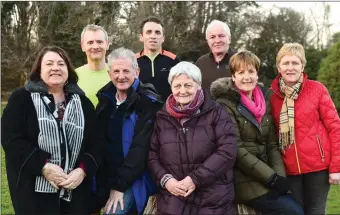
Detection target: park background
<box><xmin>1</xmin><ymin>1</ymin><xmax>339</xmax><ymax>214</ymax></box>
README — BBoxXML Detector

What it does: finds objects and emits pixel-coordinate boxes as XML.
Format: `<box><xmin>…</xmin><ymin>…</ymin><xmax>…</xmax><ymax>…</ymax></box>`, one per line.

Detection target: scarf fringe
<box><xmin>279</xmin><ymin>127</ymin><xmax>295</xmax><ymax>150</ymax></box>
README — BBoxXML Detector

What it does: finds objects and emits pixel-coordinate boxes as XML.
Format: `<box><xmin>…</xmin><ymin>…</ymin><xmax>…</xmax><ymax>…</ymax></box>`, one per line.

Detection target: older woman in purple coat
<box><xmin>148</xmin><ymin>61</ymin><xmax>237</xmax><ymax>215</ymax></box>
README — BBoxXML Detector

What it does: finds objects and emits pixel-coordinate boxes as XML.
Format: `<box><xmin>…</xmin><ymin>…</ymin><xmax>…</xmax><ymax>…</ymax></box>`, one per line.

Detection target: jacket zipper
<box><xmin>316</xmin><ymin>135</ymin><xmax>325</xmax><ymax>162</ymax></box>
<box><xmin>293</xmin><ymin>142</ymin><xmax>301</xmax><ymax>174</ymax></box>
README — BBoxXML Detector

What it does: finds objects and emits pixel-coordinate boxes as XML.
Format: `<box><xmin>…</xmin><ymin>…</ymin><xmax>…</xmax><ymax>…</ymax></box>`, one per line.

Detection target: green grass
<box><xmin>1</xmin><ymin>103</ymin><xmax>340</xmax><ymax>214</ymax></box>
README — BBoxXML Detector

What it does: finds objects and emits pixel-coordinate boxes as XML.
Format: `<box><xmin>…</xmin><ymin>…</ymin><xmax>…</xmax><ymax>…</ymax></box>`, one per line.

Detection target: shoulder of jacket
<box><xmin>9</xmin><ymin>87</ymin><xmax>31</xmax><ymax>101</ymax></box>
<box><xmin>196</xmin><ymin>53</ymin><xmax>210</xmax><ymax>62</ymax></box>
<box><xmin>162</xmin><ymin>50</ymin><xmax>177</xmax><ymax>60</ymax></box>
<box><xmin>79</xmin><ymin>95</ymin><xmax>95</xmax><ymax>110</ymax></box>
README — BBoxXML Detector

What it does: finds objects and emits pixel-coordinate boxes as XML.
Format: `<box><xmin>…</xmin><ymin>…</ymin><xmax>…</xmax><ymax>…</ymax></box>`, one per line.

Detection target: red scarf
<box><xmin>166</xmin><ymin>89</ymin><xmax>204</xmax><ymax>120</ymax></box>
<box><xmin>239</xmin><ymin>86</ymin><xmax>266</xmax><ymax>123</ymax></box>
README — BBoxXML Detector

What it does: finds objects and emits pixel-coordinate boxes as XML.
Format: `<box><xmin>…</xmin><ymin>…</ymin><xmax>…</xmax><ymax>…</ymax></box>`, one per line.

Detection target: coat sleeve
<box><xmin>77</xmin><ymin>97</ymin><xmax>105</xmax><ymax>178</ymax></box>
<box><xmin>266</xmin><ymin>112</ymin><xmax>286</xmax><ymax>177</ymax></box>
<box><xmin>112</xmin><ymin>103</ymin><xmax>161</xmax><ymax>192</ymax></box>
<box><xmin>223</xmin><ymin>104</ymin><xmax>277</xmax><ymax>185</ymax></box>
<box><xmin>1</xmin><ymin>89</ymin><xmax>51</xmax><ymax>176</ymax></box>
<box><xmin>188</xmin><ymin>105</ymin><xmax>237</xmax><ymax>188</ymax></box>
<box><xmin>318</xmin><ymin>84</ymin><xmax>340</xmax><ymax>173</ymax></box>
<box><xmin>148</xmin><ymin>118</ymin><xmax>169</xmax><ymax>185</ymax></box>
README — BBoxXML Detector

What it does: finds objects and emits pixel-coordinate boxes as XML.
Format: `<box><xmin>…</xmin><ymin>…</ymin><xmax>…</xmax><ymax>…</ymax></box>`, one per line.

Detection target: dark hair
<box><xmin>29</xmin><ymin>46</ymin><xmax>78</xmax><ymax>84</ymax></box>
<box><xmin>229</xmin><ymin>50</ymin><xmax>261</xmax><ymax>75</ymax></box>
<box><xmin>139</xmin><ymin>16</ymin><xmax>164</xmax><ymax>34</ymax></box>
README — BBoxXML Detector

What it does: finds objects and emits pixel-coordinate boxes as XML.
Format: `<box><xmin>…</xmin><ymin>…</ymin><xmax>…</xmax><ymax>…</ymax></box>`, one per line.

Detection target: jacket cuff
<box><xmin>78</xmin><ymin>153</ymin><xmax>98</xmax><ymax>177</ymax></box>
<box><xmin>109</xmin><ymin>177</ymin><xmax>128</xmax><ymax>193</ymax></box>
<box><xmin>160</xmin><ymin>174</ymin><xmax>174</xmax><ymax>188</ymax></box>
<box><xmin>188</xmin><ymin>172</ymin><xmax>200</xmax><ymax>188</ymax></box>
<box><xmin>79</xmin><ymin>162</ymin><xmax>87</xmax><ymax>174</ymax></box>
<box><xmin>329</xmin><ymin>163</ymin><xmax>340</xmax><ymax>173</ymax></box>
<box><xmin>25</xmin><ymin>149</ymin><xmax>51</xmax><ymax>176</ymax></box>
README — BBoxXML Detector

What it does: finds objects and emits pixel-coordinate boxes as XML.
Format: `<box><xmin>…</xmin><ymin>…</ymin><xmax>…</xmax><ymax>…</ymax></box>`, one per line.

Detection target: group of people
<box><xmin>2</xmin><ymin>16</ymin><xmax>340</xmax><ymax>215</ymax></box>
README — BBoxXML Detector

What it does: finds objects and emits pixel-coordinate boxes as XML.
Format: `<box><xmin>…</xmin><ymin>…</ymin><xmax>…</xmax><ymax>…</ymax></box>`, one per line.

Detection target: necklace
<box><xmin>56</xmin><ymin>101</ymin><xmax>66</xmax><ymax>121</ymax></box>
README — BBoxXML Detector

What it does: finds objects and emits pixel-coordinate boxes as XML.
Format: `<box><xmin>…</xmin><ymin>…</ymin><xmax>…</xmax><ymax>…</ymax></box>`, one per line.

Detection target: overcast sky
<box><xmin>258</xmin><ymin>2</ymin><xmax>340</xmax><ymax>34</ymax></box>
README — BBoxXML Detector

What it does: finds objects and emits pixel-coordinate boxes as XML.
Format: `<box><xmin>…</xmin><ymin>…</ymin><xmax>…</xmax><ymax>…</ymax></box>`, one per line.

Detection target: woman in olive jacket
<box><xmin>210</xmin><ymin>51</ymin><xmax>303</xmax><ymax>215</ymax></box>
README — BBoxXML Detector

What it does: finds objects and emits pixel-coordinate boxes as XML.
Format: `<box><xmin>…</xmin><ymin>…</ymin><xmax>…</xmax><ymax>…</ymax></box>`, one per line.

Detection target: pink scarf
<box><xmin>239</xmin><ymin>86</ymin><xmax>266</xmax><ymax>123</ymax></box>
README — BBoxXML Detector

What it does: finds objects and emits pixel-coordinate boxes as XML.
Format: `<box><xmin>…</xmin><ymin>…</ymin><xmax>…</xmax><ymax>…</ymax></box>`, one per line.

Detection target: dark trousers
<box><xmin>246</xmin><ymin>193</ymin><xmax>303</xmax><ymax>215</ymax></box>
<box><xmin>287</xmin><ymin>170</ymin><xmax>330</xmax><ymax>215</ymax></box>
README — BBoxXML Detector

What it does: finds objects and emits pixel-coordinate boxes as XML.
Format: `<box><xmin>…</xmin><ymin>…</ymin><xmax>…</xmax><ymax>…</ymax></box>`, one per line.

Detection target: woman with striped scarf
<box><xmin>1</xmin><ymin>46</ymin><xmax>104</xmax><ymax>214</ymax></box>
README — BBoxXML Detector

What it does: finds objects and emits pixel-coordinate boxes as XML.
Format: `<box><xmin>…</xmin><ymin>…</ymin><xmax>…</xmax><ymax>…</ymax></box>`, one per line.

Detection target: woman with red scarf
<box><xmin>210</xmin><ymin>50</ymin><xmax>303</xmax><ymax>215</ymax></box>
<box><xmin>270</xmin><ymin>43</ymin><xmax>340</xmax><ymax>214</ymax></box>
<box><xmin>148</xmin><ymin>61</ymin><xmax>237</xmax><ymax>214</ymax></box>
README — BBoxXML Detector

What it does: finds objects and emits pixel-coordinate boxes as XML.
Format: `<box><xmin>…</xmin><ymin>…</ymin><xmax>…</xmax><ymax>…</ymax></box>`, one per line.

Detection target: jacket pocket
<box><xmin>316</xmin><ymin>135</ymin><xmax>325</xmax><ymax>162</ymax></box>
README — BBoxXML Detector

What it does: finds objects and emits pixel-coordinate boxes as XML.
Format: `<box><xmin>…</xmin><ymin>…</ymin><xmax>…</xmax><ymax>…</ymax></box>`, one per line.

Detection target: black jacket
<box><xmin>1</xmin><ymin>83</ymin><xmax>104</xmax><ymax>214</ymax></box>
<box><xmin>137</xmin><ymin>49</ymin><xmax>180</xmax><ymax>101</ymax></box>
<box><xmin>94</xmin><ymin>79</ymin><xmax>163</xmax><ymax>208</ymax></box>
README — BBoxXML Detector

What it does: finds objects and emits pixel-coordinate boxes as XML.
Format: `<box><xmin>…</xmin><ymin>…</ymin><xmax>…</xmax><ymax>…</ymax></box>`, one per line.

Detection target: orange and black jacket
<box><xmin>136</xmin><ymin>49</ymin><xmax>180</xmax><ymax>101</ymax></box>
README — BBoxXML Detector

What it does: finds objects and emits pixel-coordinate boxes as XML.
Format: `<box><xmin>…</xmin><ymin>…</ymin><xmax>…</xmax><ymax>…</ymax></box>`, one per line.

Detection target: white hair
<box><xmin>205</xmin><ymin>20</ymin><xmax>231</xmax><ymax>38</ymax></box>
<box><xmin>168</xmin><ymin>61</ymin><xmax>202</xmax><ymax>85</ymax></box>
<box><xmin>81</xmin><ymin>24</ymin><xmax>109</xmax><ymax>42</ymax></box>
<box><xmin>107</xmin><ymin>47</ymin><xmax>139</xmax><ymax>70</ymax></box>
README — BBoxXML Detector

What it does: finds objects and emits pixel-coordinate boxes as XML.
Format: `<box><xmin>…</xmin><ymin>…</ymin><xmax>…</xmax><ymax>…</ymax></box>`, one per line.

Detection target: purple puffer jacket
<box><xmin>148</xmin><ymin>92</ymin><xmax>237</xmax><ymax>215</ymax></box>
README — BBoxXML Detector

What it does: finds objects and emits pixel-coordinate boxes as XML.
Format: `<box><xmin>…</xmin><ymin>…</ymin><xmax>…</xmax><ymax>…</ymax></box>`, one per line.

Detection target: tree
<box><xmin>246</xmin><ymin>7</ymin><xmax>313</xmax><ymax>86</ymax></box>
<box><xmin>304</xmin><ymin>46</ymin><xmax>327</xmax><ymax>80</ymax></box>
<box><xmin>317</xmin><ymin>41</ymin><xmax>340</xmax><ymax>112</ymax></box>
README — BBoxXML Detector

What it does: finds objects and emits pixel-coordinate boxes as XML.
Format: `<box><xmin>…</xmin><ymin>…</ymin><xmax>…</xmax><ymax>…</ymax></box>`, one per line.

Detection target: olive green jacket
<box><xmin>210</xmin><ymin>77</ymin><xmax>286</xmax><ymax>203</ymax></box>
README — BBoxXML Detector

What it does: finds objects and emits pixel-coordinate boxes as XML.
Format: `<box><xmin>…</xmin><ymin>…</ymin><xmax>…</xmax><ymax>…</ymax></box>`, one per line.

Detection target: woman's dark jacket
<box><xmin>148</xmin><ymin>90</ymin><xmax>237</xmax><ymax>215</ymax></box>
<box><xmin>1</xmin><ymin>82</ymin><xmax>104</xmax><ymax>214</ymax></box>
<box><xmin>210</xmin><ymin>77</ymin><xmax>286</xmax><ymax>203</ymax></box>
<box><xmin>94</xmin><ymin>79</ymin><xmax>163</xmax><ymax>212</ymax></box>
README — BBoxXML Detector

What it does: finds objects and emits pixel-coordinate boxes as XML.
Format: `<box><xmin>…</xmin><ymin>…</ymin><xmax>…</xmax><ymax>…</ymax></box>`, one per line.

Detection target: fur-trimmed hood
<box><xmin>25</xmin><ymin>80</ymin><xmax>85</xmax><ymax>95</ymax></box>
<box><xmin>210</xmin><ymin>77</ymin><xmax>240</xmax><ymax>102</ymax></box>
<box><xmin>210</xmin><ymin>77</ymin><xmax>266</xmax><ymax>103</ymax></box>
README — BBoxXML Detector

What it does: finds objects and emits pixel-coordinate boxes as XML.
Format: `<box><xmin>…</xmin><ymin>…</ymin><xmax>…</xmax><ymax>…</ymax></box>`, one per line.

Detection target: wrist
<box><xmin>42</xmin><ymin>163</ymin><xmax>50</xmax><ymax>174</ymax></box>
<box><xmin>77</xmin><ymin>167</ymin><xmax>86</xmax><ymax>177</ymax></box>
<box><xmin>161</xmin><ymin>174</ymin><xmax>174</xmax><ymax>188</ymax></box>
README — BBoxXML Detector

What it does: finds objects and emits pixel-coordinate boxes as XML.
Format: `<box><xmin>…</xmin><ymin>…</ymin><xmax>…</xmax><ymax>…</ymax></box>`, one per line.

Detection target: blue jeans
<box><xmin>246</xmin><ymin>193</ymin><xmax>304</xmax><ymax>215</ymax></box>
<box><xmin>104</xmin><ymin>188</ymin><xmax>137</xmax><ymax>215</ymax></box>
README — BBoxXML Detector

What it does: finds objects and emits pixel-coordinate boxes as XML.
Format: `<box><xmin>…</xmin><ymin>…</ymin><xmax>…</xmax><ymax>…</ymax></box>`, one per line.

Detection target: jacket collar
<box><xmin>158</xmin><ymin>89</ymin><xmax>214</xmax><ymax>117</ymax></box>
<box><xmin>210</xmin><ymin>77</ymin><xmax>267</xmax><ymax>102</ymax></box>
<box><xmin>25</xmin><ymin>80</ymin><xmax>85</xmax><ymax>95</ymax></box>
<box><xmin>208</xmin><ymin>48</ymin><xmax>236</xmax><ymax>64</ymax></box>
<box><xmin>270</xmin><ymin>72</ymin><xmax>308</xmax><ymax>98</ymax></box>
<box><xmin>137</xmin><ymin>49</ymin><xmax>165</xmax><ymax>58</ymax></box>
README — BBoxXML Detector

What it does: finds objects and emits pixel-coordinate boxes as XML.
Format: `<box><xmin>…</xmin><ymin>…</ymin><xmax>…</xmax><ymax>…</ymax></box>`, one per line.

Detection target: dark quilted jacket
<box><xmin>270</xmin><ymin>73</ymin><xmax>340</xmax><ymax>175</ymax></box>
<box><xmin>148</xmin><ymin>90</ymin><xmax>237</xmax><ymax>215</ymax></box>
<box><xmin>210</xmin><ymin>77</ymin><xmax>286</xmax><ymax>203</ymax></box>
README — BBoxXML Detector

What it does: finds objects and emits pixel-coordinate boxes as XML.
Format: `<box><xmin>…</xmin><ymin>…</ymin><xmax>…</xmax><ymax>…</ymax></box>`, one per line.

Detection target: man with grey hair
<box><xmin>92</xmin><ymin>47</ymin><xmax>163</xmax><ymax>215</ymax></box>
<box><xmin>76</xmin><ymin>24</ymin><xmax>110</xmax><ymax>106</ymax></box>
<box><xmin>195</xmin><ymin>20</ymin><xmax>236</xmax><ymax>91</ymax></box>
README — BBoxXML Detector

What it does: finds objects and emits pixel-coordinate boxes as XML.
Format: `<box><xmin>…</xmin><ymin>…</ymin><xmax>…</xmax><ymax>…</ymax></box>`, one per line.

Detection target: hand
<box><xmin>104</xmin><ymin>190</ymin><xmax>124</xmax><ymax>214</ymax></box>
<box><xmin>42</xmin><ymin>163</ymin><xmax>68</xmax><ymax>189</ymax></box>
<box><xmin>179</xmin><ymin>176</ymin><xmax>196</xmax><ymax>197</ymax></box>
<box><xmin>329</xmin><ymin>173</ymin><xmax>340</xmax><ymax>185</ymax></box>
<box><xmin>58</xmin><ymin>168</ymin><xmax>85</xmax><ymax>190</ymax></box>
<box><xmin>165</xmin><ymin>178</ymin><xmax>187</xmax><ymax>196</ymax></box>
<box><xmin>267</xmin><ymin>173</ymin><xmax>289</xmax><ymax>195</ymax></box>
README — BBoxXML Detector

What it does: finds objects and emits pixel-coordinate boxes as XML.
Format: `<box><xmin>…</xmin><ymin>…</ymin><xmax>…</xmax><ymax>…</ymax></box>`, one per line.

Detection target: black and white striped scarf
<box><xmin>31</xmin><ymin>92</ymin><xmax>84</xmax><ymax>202</ymax></box>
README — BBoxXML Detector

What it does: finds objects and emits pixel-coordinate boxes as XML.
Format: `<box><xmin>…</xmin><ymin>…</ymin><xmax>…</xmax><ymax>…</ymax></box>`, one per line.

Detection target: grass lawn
<box><xmin>1</xmin><ymin>104</ymin><xmax>340</xmax><ymax>214</ymax></box>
